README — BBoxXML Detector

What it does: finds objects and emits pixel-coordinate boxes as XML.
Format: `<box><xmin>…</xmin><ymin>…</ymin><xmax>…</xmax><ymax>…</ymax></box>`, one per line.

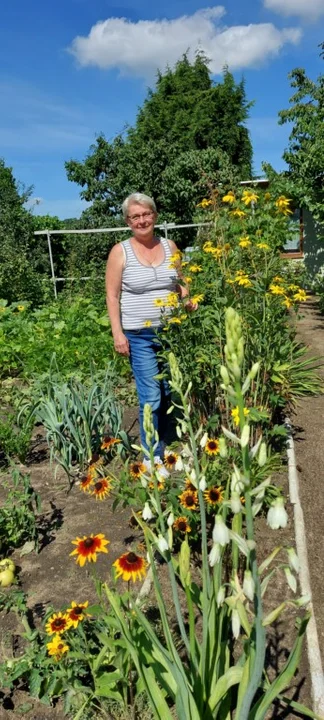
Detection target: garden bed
<box><xmin>0</xmin><ymin>403</ymin><xmax>313</xmax><ymax>719</ymax></box>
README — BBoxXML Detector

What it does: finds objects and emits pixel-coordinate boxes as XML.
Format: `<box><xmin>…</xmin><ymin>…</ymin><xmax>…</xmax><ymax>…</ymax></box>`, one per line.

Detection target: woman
<box><xmin>105</xmin><ymin>192</ymin><xmax>190</xmax><ymax>471</ymax></box>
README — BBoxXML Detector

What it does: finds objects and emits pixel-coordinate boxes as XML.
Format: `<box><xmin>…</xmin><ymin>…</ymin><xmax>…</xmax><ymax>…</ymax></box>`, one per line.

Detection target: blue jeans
<box><xmin>124</xmin><ymin>328</ymin><xmax>171</xmax><ymax>457</ymax></box>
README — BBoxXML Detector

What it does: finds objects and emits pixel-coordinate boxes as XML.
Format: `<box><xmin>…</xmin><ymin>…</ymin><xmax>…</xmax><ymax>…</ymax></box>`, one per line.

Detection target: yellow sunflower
<box><xmin>113</xmin><ymin>552</ymin><xmax>147</xmax><ymax>582</ymax></box>
<box><xmin>46</xmin><ymin>634</ymin><xmax>69</xmax><ymax>661</ymax></box>
<box><xmin>204</xmin><ymin>486</ymin><xmax>224</xmax><ymax>506</ymax></box>
<box><xmin>66</xmin><ymin>601</ymin><xmax>90</xmax><ymax>628</ymax></box>
<box><xmin>173</xmin><ymin>516</ymin><xmax>191</xmax><ymax>533</ymax></box>
<box><xmin>129</xmin><ymin>462</ymin><xmax>146</xmax><ymax>479</ymax></box>
<box><xmin>45</xmin><ymin>612</ymin><xmax>72</xmax><ymax>636</ymax></box>
<box><xmin>91</xmin><ymin>477</ymin><xmax>111</xmax><ymax>500</ymax></box>
<box><xmin>164</xmin><ymin>451</ymin><xmax>179</xmax><ymax>470</ymax></box>
<box><xmin>204</xmin><ymin>438</ymin><xmax>219</xmax><ymax>456</ymax></box>
<box><xmin>70</xmin><ymin>534</ymin><xmax>110</xmax><ymax>567</ymax></box>
<box><xmin>179</xmin><ymin>489</ymin><xmax>199</xmax><ymax>511</ymax></box>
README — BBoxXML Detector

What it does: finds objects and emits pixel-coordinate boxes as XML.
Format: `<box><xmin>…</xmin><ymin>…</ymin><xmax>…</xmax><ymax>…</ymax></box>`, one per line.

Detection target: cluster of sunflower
<box><xmin>45</xmin><ymin>602</ymin><xmax>91</xmax><ymax>661</ymax></box>
<box><xmin>78</xmin><ymin>436</ymin><xmax>122</xmax><ymax>500</ymax></box>
<box><xmin>124</xmin><ymin>437</ymin><xmax>229</xmax><ymax>542</ymax></box>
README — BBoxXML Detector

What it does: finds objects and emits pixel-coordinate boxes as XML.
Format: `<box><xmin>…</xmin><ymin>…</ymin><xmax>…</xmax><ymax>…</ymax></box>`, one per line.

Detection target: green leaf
<box><xmin>209</xmin><ymin>666</ymin><xmax>243</xmax><ymax>711</ymax></box>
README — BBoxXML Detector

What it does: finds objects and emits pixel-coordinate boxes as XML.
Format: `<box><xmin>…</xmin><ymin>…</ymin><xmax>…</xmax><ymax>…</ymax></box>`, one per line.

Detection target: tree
<box><xmin>66</xmin><ymin>54</ymin><xmax>253</xmax><ymax>227</ymax></box>
<box><xmin>0</xmin><ymin>160</ymin><xmax>45</xmax><ymax>305</ymax></box>
<box><xmin>279</xmin><ymin>44</ymin><xmax>324</xmax><ymax>226</ymax></box>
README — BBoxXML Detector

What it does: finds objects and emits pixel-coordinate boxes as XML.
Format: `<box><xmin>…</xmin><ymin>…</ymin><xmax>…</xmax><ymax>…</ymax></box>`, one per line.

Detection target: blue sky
<box><xmin>1</xmin><ymin>0</ymin><xmax>323</xmax><ymax>219</ymax></box>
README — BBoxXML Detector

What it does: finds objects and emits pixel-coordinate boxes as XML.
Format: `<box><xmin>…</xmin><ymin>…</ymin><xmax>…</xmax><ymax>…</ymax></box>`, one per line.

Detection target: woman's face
<box><xmin>126</xmin><ymin>203</ymin><xmax>156</xmax><ymax>239</ymax></box>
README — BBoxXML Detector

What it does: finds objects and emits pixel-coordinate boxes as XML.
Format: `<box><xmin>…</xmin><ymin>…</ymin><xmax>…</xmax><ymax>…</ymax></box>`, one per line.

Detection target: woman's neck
<box><xmin>132</xmin><ymin>234</ymin><xmax>158</xmax><ymax>248</ymax></box>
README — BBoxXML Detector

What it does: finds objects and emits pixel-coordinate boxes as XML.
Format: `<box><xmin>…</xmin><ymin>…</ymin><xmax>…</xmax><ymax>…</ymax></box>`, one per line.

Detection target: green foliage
<box><xmin>279</xmin><ymin>45</ymin><xmax>324</xmax><ymax>228</ymax></box>
<box><xmin>0</xmin><ymin>415</ymin><xmax>32</xmax><ymax>465</ymax></box>
<box><xmin>157</xmin><ymin>184</ymin><xmax>321</xmax><ymax>426</ymax></box>
<box><xmin>65</xmin><ymin>55</ymin><xmax>253</xmax><ymax>230</ymax></box>
<box><xmin>0</xmin><ymin>159</ymin><xmax>46</xmax><ymax>305</ymax></box>
<box><xmin>0</xmin><ymin>469</ymin><xmax>41</xmax><ymax>555</ymax></box>
<box><xmin>0</xmin><ymin>295</ymin><xmax>130</xmax><ymax>383</ymax></box>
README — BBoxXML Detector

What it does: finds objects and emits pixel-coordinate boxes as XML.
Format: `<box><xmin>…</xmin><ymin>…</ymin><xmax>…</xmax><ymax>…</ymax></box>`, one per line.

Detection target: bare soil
<box><xmin>1</xmin><ymin>307</ymin><xmax>322</xmax><ymax>720</ymax></box>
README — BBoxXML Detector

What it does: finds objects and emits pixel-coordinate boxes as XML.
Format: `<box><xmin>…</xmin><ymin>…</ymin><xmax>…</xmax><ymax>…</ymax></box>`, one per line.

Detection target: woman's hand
<box><xmin>113</xmin><ymin>332</ymin><xmax>130</xmax><ymax>355</ymax></box>
<box><xmin>184</xmin><ymin>298</ymin><xmax>198</xmax><ymax>312</ymax></box>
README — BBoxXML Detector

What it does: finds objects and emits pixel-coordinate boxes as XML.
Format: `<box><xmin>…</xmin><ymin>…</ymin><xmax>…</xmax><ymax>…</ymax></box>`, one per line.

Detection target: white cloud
<box><xmin>264</xmin><ymin>0</ymin><xmax>324</xmax><ymax>20</ymax></box>
<box><xmin>68</xmin><ymin>6</ymin><xmax>302</xmax><ymax>79</ymax></box>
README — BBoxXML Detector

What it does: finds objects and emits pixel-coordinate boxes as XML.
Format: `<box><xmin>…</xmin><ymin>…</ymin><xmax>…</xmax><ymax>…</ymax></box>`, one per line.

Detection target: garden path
<box><xmin>292</xmin><ymin>297</ymin><xmax>324</xmax><ymax>663</ymax></box>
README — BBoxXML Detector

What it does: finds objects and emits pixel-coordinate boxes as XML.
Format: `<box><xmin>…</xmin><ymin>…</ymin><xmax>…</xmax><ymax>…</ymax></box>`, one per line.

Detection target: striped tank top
<box><xmin>120</xmin><ymin>237</ymin><xmax>178</xmax><ymax>330</ymax></box>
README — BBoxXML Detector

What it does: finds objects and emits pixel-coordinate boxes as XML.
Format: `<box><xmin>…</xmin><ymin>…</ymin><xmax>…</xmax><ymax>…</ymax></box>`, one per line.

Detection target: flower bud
<box><xmin>209</xmin><ymin>542</ymin><xmax>221</xmax><ymax>567</ymax></box>
<box><xmin>287</xmin><ymin>547</ymin><xmax>299</xmax><ymax>573</ymax></box>
<box><xmin>243</xmin><ymin>570</ymin><xmax>255</xmax><ymax>601</ymax></box>
<box><xmin>249</xmin><ymin>362</ymin><xmax>260</xmax><ymax>380</ymax></box>
<box><xmin>220</xmin><ymin>365</ymin><xmax>230</xmax><ymax>386</ymax></box>
<box><xmin>212</xmin><ymin>515</ymin><xmax>230</xmax><ymax>546</ymax></box>
<box><xmin>230</xmin><ymin>492</ymin><xmax>242</xmax><ymax>514</ymax></box>
<box><xmin>240</xmin><ymin>423</ymin><xmax>250</xmax><ymax>448</ymax></box>
<box><xmin>199</xmin><ymin>475</ymin><xmax>206</xmax><ymax>491</ymax></box>
<box><xmin>231</xmin><ymin>608</ymin><xmax>241</xmax><ymax>639</ymax></box>
<box><xmin>217</xmin><ymin>586</ymin><xmax>226</xmax><ymax>607</ymax></box>
<box><xmin>167</xmin><ymin>512</ymin><xmax>174</xmax><ymax>527</ymax></box>
<box><xmin>218</xmin><ymin>436</ymin><xmax>227</xmax><ymax>458</ymax></box>
<box><xmin>258</xmin><ymin>442</ymin><xmax>267</xmax><ymax>467</ymax></box>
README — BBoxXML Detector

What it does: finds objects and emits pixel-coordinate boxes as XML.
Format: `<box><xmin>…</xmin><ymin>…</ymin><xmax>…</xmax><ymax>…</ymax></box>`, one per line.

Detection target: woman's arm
<box><xmin>105</xmin><ymin>244</ymin><xmax>130</xmax><ymax>355</ymax></box>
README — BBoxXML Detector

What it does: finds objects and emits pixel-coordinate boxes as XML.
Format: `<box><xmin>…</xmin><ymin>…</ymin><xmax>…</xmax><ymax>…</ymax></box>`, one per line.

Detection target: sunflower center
<box><xmin>186</xmin><ymin>494</ymin><xmax>195</xmax><ymax>504</ymax></box>
<box><xmin>178</xmin><ymin>521</ymin><xmax>186</xmax><ymax>531</ymax></box>
<box><xmin>95</xmin><ymin>481</ymin><xmax>103</xmax><ymax>491</ymax></box>
<box><xmin>209</xmin><ymin>488</ymin><xmax>221</xmax><ymax>501</ymax></box>
<box><xmin>58</xmin><ymin>643</ymin><xmax>64</xmax><ymax>650</ymax></box>
<box><xmin>73</xmin><ymin>607</ymin><xmax>83</xmax><ymax>616</ymax></box>
<box><xmin>53</xmin><ymin>619</ymin><xmax>65</xmax><ymax>630</ymax></box>
<box><xmin>168</xmin><ymin>455</ymin><xmax>176</xmax><ymax>464</ymax></box>
<box><xmin>83</xmin><ymin>537</ymin><xmax>95</xmax><ymax>549</ymax></box>
<box><xmin>133</xmin><ymin>464</ymin><xmax>140</xmax><ymax>473</ymax></box>
<box><xmin>208</xmin><ymin>441</ymin><xmax>218</xmax><ymax>450</ymax></box>
<box><xmin>126</xmin><ymin>552</ymin><xmax>138</xmax><ymax>564</ymax></box>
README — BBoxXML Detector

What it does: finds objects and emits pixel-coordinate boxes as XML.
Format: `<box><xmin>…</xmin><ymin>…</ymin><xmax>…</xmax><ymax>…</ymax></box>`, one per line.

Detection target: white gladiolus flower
<box><xmin>157</xmin><ymin>535</ymin><xmax>169</xmax><ymax>553</ymax></box>
<box><xmin>200</xmin><ymin>431</ymin><xmax>208</xmax><ymax>448</ymax></box>
<box><xmin>142</xmin><ymin>502</ymin><xmax>153</xmax><ymax>521</ymax></box>
<box><xmin>167</xmin><ymin>512</ymin><xmax>174</xmax><ymax>527</ymax></box>
<box><xmin>175</xmin><ymin>456</ymin><xmax>184</xmax><ymax>471</ymax></box>
<box><xmin>212</xmin><ymin>516</ymin><xmax>230</xmax><ymax>546</ymax></box>
<box><xmin>250</xmin><ymin>362</ymin><xmax>260</xmax><ymax>379</ymax></box>
<box><xmin>217</xmin><ymin>586</ymin><xmax>226</xmax><ymax>607</ymax></box>
<box><xmin>243</xmin><ymin>570</ymin><xmax>255</xmax><ymax>601</ymax></box>
<box><xmin>231</xmin><ymin>472</ymin><xmax>245</xmax><ymax>495</ymax></box>
<box><xmin>230</xmin><ymin>492</ymin><xmax>242</xmax><ymax>514</ymax></box>
<box><xmin>199</xmin><ymin>475</ymin><xmax>207</xmax><ymax>491</ymax></box>
<box><xmin>231</xmin><ymin>608</ymin><xmax>241</xmax><ymax>639</ymax></box>
<box><xmin>267</xmin><ymin>497</ymin><xmax>288</xmax><ymax>530</ymax></box>
<box><xmin>208</xmin><ymin>542</ymin><xmax>221</xmax><ymax>567</ymax></box>
<box><xmin>287</xmin><ymin>547</ymin><xmax>299</xmax><ymax>573</ymax></box>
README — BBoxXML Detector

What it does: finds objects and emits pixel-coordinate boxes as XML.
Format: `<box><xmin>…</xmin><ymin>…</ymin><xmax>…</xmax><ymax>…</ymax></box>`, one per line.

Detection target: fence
<box><xmin>34</xmin><ymin>221</ymin><xmax>212</xmax><ymax>298</ymax></box>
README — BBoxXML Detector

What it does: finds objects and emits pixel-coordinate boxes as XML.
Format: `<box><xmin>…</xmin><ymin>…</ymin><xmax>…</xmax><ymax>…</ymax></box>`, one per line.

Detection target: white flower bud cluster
<box><xmin>224</xmin><ymin>308</ymin><xmax>244</xmax><ymax>380</ymax></box>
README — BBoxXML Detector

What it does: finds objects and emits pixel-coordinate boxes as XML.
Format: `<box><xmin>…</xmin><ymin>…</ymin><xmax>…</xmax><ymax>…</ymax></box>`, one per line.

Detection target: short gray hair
<box><xmin>122</xmin><ymin>193</ymin><xmax>157</xmax><ymax>220</ymax></box>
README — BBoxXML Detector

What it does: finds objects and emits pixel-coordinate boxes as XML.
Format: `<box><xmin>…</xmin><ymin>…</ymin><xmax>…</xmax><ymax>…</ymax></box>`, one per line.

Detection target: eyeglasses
<box><xmin>127</xmin><ymin>211</ymin><xmax>154</xmax><ymax>222</ymax></box>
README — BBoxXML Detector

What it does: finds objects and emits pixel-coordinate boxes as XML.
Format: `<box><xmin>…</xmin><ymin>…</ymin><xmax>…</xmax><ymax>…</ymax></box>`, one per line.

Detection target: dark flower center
<box><xmin>95</xmin><ymin>481</ymin><xmax>103</xmax><ymax>491</ymax></box>
<box><xmin>133</xmin><ymin>464</ymin><xmax>140</xmax><ymax>473</ymax></box>
<box><xmin>186</xmin><ymin>493</ymin><xmax>195</xmax><ymax>505</ymax></box>
<box><xmin>126</xmin><ymin>552</ymin><xmax>138</xmax><ymax>564</ymax></box>
<box><xmin>209</xmin><ymin>488</ymin><xmax>221</xmax><ymax>501</ymax></box>
<box><xmin>83</xmin><ymin>537</ymin><xmax>95</xmax><ymax>549</ymax></box>
<box><xmin>178</xmin><ymin>521</ymin><xmax>187</xmax><ymax>532</ymax></box>
<box><xmin>58</xmin><ymin>643</ymin><xmax>64</xmax><ymax>650</ymax></box>
<box><xmin>53</xmin><ymin>619</ymin><xmax>65</xmax><ymax>629</ymax></box>
<box><xmin>167</xmin><ymin>455</ymin><xmax>176</xmax><ymax>464</ymax></box>
<box><xmin>208</xmin><ymin>441</ymin><xmax>218</xmax><ymax>450</ymax></box>
<box><xmin>73</xmin><ymin>607</ymin><xmax>83</xmax><ymax>616</ymax></box>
